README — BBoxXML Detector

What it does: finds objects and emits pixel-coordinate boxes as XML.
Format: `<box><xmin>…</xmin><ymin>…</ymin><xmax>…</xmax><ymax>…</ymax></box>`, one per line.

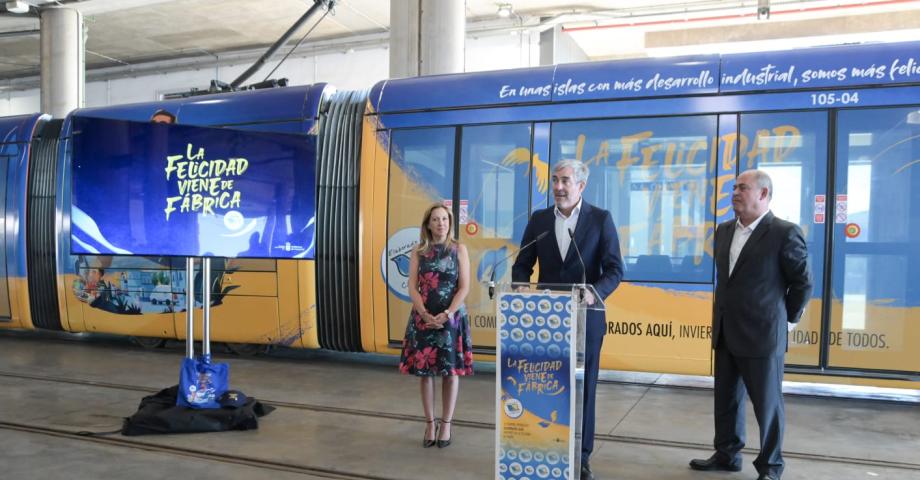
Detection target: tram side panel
<box><xmin>368</xmin><ymin>109</ymin><xmax>721</xmax><ymax>374</ymax></box>
<box><xmin>59</xmin><ymin>115</ymin><xmax>185</xmax><ymax>340</ymax></box>
<box><xmin>0</xmin><ymin>141</ymin><xmax>15</xmax><ymax>323</ymax></box>
<box><xmin>0</xmin><ymin>114</ymin><xmax>46</xmax><ymax>330</ymax></box>
<box><xmin>364</xmin><ymin>105</ymin><xmax>844</xmax><ymax>376</ymax></box>
<box><xmin>359</xmin><ymin>108</ymin><xmax>389</xmax><ymax>353</ymax></box>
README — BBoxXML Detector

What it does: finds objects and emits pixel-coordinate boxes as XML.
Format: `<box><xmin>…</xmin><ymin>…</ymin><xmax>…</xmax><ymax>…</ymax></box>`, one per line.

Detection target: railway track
<box><xmin>0</xmin><ymin>370</ymin><xmax>917</xmax><ymax>474</ymax></box>
<box><xmin>0</xmin><ymin>419</ymin><xmax>394</xmax><ymax>480</ymax></box>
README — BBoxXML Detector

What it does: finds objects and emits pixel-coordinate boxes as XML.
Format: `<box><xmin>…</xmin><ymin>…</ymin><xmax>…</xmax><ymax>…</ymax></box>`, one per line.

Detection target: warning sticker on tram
<box><xmin>814</xmin><ymin>195</ymin><xmax>826</xmax><ymax>224</ymax></box>
<box><xmin>845</xmin><ymin>223</ymin><xmax>861</xmax><ymax>239</ymax></box>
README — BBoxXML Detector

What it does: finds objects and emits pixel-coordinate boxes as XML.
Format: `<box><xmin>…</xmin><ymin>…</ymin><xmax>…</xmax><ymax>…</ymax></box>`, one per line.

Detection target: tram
<box><xmin>1</xmin><ymin>39</ymin><xmax>918</xmax><ymax>388</ymax></box>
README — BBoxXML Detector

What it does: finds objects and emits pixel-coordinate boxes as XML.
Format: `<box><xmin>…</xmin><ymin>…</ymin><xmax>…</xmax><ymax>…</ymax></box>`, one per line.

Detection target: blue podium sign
<box><xmin>496</xmin><ymin>290</ymin><xmax>577</xmax><ymax>480</ymax></box>
<box><xmin>70</xmin><ymin>116</ymin><xmax>316</xmax><ymax>259</ymax></box>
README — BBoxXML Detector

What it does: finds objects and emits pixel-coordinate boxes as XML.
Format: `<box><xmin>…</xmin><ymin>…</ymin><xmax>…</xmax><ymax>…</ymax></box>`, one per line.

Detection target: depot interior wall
<box><xmin>0</xmin><ymin>33</ymin><xmax>538</xmax><ymax>117</ymax></box>
<box><xmin>466</xmin><ymin>30</ymin><xmax>540</xmax><ymax>73</ymax></box>
<box><xmin>1</xmin><ymin>89</ymin><xmax>41</xmax><ymax>117</ymax></box>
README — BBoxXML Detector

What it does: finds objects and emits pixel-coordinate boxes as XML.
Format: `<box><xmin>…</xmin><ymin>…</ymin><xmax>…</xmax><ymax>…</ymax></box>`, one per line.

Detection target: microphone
<box><xmin>489</xmin><ymin>230</ymin><xmax>550</xmax><ymax>299</ymax></box>
<box><xmin>568</xmin><ymin>227</ymin><xmax>588</xmax><ymax>303</ymax></box>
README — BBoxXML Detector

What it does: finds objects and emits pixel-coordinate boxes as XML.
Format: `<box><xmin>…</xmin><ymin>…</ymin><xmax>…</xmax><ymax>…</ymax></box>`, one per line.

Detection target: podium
<box><xmin>488</xmin><ymin>282</ymin><xmax>604</xmax><ymax>480</ymax></box>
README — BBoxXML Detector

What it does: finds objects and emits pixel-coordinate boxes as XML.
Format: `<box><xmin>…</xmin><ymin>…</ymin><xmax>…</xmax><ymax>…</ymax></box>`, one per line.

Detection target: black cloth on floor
<box><xmin>121</xmin><ymin>385</ymin><xmax>274</xmax><ymax>436</ymax></box>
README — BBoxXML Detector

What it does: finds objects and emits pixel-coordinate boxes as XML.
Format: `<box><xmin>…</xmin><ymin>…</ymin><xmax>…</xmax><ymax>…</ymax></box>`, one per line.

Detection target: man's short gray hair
<box><xmin>743</xmin><ymin>169</ymin><xmax>773</xmax><ymax>199</ymax></box>
<box><xmin>553</xmin><ymin>160</ymin><xmax>590</xmax><ymax>184</ymax></box>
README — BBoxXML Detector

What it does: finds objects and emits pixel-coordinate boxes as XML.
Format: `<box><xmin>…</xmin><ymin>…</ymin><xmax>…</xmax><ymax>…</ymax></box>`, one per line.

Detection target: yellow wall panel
<box><xmin>218</xmin><ymin>271</ymin><xmax>277</xmax><ymax>297</ymax></box>
<box><xmin>293</xmin><ymin>260</ymin><xmax>320</xmax><ymax>349</ymax></box>
<box><xmin>602</xmin><ymin>283</ymin><xmax>713</xmax><ymax>376</ymax></box>
<box><xmin>176</xmin><ymin>296</ymin><xmax>279</xmax><ymax>344</ymax></box>
<box><xmin>83</xmin><ymin>307</ymin><xmax>176</xmax><ymax>338</ymax></box>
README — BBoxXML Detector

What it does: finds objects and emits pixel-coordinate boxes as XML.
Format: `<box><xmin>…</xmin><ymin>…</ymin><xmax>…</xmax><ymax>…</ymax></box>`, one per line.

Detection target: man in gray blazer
<box><xmin>690</xmin><ymin>169</ymin><xmax>812</xmax><ymax>480</ymax></box>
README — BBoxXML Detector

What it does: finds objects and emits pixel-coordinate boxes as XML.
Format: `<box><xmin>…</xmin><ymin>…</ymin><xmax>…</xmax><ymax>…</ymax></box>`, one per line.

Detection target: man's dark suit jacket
<box><xmin>511</xmin><ymin>201</ymin><xmax>624</xmax><ymax>333</ymax></box>
<box><xmin>713</xmin><ymin>211</ymin><xmax>812</xmax><ymax>357</ymax></box>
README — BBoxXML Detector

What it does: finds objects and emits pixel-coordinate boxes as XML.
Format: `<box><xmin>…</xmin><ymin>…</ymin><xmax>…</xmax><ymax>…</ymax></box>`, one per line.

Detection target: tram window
<box><xmin>739</xmin><ymin>111</ymin><xmax>827</xmax><ymax>290</ymax></box>
<box><xmin>390</xmin><ymin>128</ymin><xmax>456</xmax><ymax>204</ymax></box>
<box><xmin>458</xmin><ymin>124</ymin><xmax>531</xmax><ymax>241</ymax></box>
<box><xmin>550</xmin><ymin>116</ymin><xmax>716</xmax><ymax>283</ymax></box>
<box><xmin>738</xmin><ymin>112</ymin><xmax>826</xmax><ymax>230</ymax></box>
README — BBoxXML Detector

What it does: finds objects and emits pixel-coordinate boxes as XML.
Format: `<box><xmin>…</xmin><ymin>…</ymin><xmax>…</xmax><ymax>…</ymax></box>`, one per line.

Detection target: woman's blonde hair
<box><xmin>416</xmin><ymin>202</ymin><xmax>457</xmax><ymax>254</ymax></box>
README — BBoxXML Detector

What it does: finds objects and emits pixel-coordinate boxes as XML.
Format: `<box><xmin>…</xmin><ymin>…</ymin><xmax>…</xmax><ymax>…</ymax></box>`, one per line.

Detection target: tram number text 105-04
<box><xmin>810</xmin><ymin>91</ymin><xmax>860</xmax><ymax>106</ymax></box>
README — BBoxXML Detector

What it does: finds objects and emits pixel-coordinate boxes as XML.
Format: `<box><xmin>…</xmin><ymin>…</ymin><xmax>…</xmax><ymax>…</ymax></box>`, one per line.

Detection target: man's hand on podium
<box><xmin>582</xmin><ymin>289</ymin><xmax>596</xmax><ymax>306</ymax></box>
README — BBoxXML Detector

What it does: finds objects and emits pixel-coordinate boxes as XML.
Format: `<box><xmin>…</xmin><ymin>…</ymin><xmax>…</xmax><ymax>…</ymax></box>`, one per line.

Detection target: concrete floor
<box><xmin>0</xmin><ymin>333</ymin><xmax>917</xmax><ymax>480</ymax></box>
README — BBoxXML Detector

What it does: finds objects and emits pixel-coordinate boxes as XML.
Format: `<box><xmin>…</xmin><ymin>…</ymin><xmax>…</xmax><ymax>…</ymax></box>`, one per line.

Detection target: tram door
<box><xmin>383</xmin><ymin>127</ymin><xmax>457</xmax><ymax>348</ymax></box>
<box><xmin>829</xmin><ymin>107</ymin><xmax>920</xmax><ymax>375</ymax></box>
<box><xmin>737</xmin><ymin>112</ymin><xmax>829</xmax><ymax>368</ymax></box>
<box><xmin>383</xmin><ymin>124</ymin><xmax>534</xmax><ymax>350</ymax></box>
<box><xmin>0</xmin><ymin>142</ymin><xmax>10</xmax><ymax>320</ymax></box>
<box><xmin>456</xmin><ymin>123</ymin><xmax>534</xmax><ymax>348</ymax></box>
<box><xmin>551</xmin><ymin>115</ymin><xmax>718</xmax><ymax>375</ymax></box>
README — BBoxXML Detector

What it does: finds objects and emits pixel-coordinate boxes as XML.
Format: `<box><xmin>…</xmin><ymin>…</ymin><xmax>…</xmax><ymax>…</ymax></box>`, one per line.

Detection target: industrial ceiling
<box><xmin>1</xmin><ymin>0</ymin><xmax>918</xmax><ymax>84</ymax></box>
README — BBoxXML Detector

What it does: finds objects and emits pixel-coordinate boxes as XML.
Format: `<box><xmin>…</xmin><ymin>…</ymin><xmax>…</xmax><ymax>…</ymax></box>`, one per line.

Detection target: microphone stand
<box><xmin>489</xmin><ymin>230</ymin><xmax>550</xmax><ymax>299</ymax></box>
<box><xmin>568</xmin><ymin>227</ymin><xmax>587</xmax><ymax>304</ymax></box>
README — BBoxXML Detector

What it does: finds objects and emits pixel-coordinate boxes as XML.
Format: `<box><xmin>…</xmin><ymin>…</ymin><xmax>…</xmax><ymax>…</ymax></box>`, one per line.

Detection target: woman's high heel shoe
<box><xmin>437</xmin><ymin>420</ymin><xmax>452</xmax><ymax>448</ymax></box>
<box><xmin>423</xmin><ymin>419</ymin><xmax>437</xmax><ymax>448</ymax></box>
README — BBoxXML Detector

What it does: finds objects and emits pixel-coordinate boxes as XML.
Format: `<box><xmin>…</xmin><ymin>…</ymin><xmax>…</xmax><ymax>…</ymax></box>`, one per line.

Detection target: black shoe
<box><xmin>580</xmin><ymin>462</ymin><xmax>596</xmax><ymax>480</ymax></box>
<box><xmin>436</xmin><ymin>420</ymin><xmax>451</xmax><ymax>448</ymax></box>
<box><xmin>757</xmin><ymin>474</ymin><xmax>780</xmax><ymax>480</ymax></box>
<box><xmin>422</xmin><ymin>419</ymin><xmax>436</xmax><ymax>448</ymax></box>
<box><xmin>689</xmin><ymin>454</ymin><xmax>742</xmax><ymax>472</ymax></box>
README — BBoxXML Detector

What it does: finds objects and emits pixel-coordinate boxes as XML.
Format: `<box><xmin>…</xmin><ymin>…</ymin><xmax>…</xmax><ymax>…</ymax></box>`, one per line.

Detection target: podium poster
<box><xmin>496</xmin><ymin>291</ymin><xmax>576</xmax><ymax>480</ymax></box>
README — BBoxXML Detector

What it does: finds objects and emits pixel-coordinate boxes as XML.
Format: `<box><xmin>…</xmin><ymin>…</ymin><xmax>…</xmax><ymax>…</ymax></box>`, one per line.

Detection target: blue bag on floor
<box><xmin>177</xmin><ymin>354</ymin><xmax>229</xmax><ymax>409</ymax></box>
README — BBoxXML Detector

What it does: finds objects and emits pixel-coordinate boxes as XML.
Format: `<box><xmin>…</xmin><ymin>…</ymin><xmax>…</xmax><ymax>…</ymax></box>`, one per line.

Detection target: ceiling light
<box><xmin>757</xmin><ymin>0</ymin><xmax>770</xmax><ymax>20</ymax></box>
<box><xmin>497</xmin><ymin>3</ymin><xmax>513</xmax><ymax>18</ymax></box>
<box><xmin>5</xmin><ymin>1</ymin><xmax>30</xmax><ymax>14</ymax></box>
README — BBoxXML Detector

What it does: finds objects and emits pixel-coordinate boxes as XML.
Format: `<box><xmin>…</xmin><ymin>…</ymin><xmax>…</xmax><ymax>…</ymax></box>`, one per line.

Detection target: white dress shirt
<box><xmin>729</xmin><ymin>210</ymin><xmax>769</xmax><ymax>276</ymax></box>
<box><xmin>554</xmin><ymin>199</ymin><xmax>582</xmax><ymax>259</ymax></box>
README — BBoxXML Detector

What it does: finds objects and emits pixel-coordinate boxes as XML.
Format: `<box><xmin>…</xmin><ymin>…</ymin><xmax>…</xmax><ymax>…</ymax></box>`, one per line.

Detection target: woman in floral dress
<box><xmin>399</xmin><ymin>203</ymin><xmax>473</xmax><ymax>449</ymax></box>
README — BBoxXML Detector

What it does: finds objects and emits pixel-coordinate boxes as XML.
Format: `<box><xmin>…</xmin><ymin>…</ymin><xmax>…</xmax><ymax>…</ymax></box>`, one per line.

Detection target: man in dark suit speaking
<box><xmin>690</xmin><ymin>169</ymin><xmax>812</xmax><ymax>480</ymax></box>
<box><xmin>512</xmin><ymin>159</ymin><xmax>624</xmax><ymax>480</ymax></box>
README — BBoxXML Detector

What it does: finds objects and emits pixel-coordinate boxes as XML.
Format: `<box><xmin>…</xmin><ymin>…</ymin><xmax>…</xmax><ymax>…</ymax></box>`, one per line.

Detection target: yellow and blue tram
<box><xmin>1</xmin><ymin>40</ymin><xmax>918</xmax><ymax>389</ymax></box>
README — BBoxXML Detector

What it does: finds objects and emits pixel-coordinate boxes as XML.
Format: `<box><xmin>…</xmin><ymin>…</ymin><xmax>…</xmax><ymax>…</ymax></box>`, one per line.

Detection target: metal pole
<box><xmin>185</xmin><ymin>257</ymin><xmax>195</xmax><ymax>359</ymax></box>
<box><xmin>202</xmin><ymin>257</ymin><xmax>211</xmax><ymax>356</ymax></box>
<box><xmin>229</xmin><ymin>0</ymin><xmax>333</xmax><ymax>88</ymax></box>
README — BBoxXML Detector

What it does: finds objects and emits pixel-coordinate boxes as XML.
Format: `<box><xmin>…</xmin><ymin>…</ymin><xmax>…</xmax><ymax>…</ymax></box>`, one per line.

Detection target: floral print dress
<box><xmin>399</xmin><ymin>243</ymin><xmax>474</xmax><ymax>376</ymax></box>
